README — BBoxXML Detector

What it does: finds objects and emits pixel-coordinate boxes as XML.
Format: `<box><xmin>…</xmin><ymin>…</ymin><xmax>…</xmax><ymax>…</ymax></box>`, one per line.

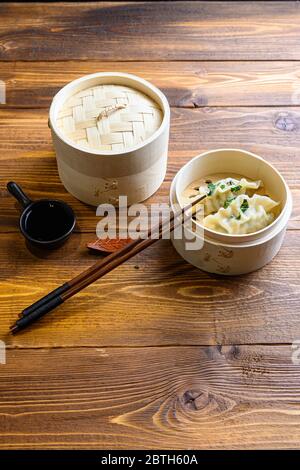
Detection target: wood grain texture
<box><xmin>0</xmin><ymin>345</ymin><xmax>299</xmax><ymax>449</ymax></box>
<box><xmin>2</xmin><ymin>2</ymin><xmax>300</xmax><ymax>61</ymax></box>
<box><xmin>1</xmin><ymin>0</ymin><xmax>300</xmax><ymax>450</ymax></box>
<box><xmin>1</xmin><ymin>107</ymin><xmax>299</xmax><ymax>231</ymax></box>
<box><xmin>0</xmin><ymin>231</ymin><xmax>299</xmax><ymax>347</ymax></box>
<box><xmin>2</xmin><ymin>60</ymin><xmax>300</xmax><ymax>108</ymax></box>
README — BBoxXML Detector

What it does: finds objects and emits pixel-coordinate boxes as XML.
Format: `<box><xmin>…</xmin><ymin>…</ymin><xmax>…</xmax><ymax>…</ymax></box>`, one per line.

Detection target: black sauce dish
<box><xmin>7</xmin><ymin>182</ymin><xmax>76</xmax><ymax>249</ymax></box>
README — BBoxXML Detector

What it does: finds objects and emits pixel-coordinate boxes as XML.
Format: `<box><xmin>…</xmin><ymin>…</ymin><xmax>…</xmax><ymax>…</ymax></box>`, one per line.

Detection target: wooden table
<box><xmin>1</xmin><ymin>1</ymin><xmax>300</xmax><ymax>450</ymax></box>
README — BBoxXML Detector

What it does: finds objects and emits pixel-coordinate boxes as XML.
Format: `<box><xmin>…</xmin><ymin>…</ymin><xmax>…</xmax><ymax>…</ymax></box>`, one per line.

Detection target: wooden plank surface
<box><xmin>1</xmin><ymin>107</ymin><xmax>299</xmax><ymax>232</ymax></box>
<box><xmin>2</xmin><ymin>61</ymin><xmax>300</xmax><ymax>108</ymax></box>
<box><xmin>2</xmin><ymin>107</ymin><xmax>300</xmax><ymax>165</ymax></box>
<box><xmin>2</xmin><ymin>2</ymin><xmax>300</xmax><ymax>61</ymax></box>
<box><xmin>1</xmin><ymin>0</ymin><xmax>300</xmax><ymax>450</ymax></box>
<box><xmin>0</xmin><ymin>345</ymin><xmax>299</xmax><ymax>449</ymax></box>
<box><xmin>0</xmin><ymin>231</ymin><xmax>299</xmax><ymax>347</ymax></box>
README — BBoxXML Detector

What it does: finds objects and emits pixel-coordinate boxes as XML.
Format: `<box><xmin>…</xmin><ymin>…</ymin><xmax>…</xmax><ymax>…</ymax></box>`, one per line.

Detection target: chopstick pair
<box><xmin>10</xmin><ymin>193</ymin><xmax>206</xmax><ymax>334</ymax></box>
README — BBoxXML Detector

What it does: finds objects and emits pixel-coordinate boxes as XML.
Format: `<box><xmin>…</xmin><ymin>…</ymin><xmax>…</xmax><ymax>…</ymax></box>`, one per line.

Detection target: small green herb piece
<box><xmin>240</xmin><ymin>199</ymin><xmax>249</xmax><ymax>212</ymax></box>
<box><xmin>220</xmin><ymin>184</ymin><xmax>226</xmax><ymax>190</ymax></box>
<box><xmin>223</xmin><ymin>196</ymin><xmax>236</xmax><ymax>209</ymax></box>
<box><xmin>207</xmin><ymin>182</ymin><xmax>216</xmax><ymax>196</ymax></box>
<box><xmin>231</xmin><ymin>185</ymin><xmax>242</xmax><ymax>193</ymax></box>
<box><xmin>236</xmin><ymin>213</ymin><xmax>241</xmax><ymax>220</ymax></box>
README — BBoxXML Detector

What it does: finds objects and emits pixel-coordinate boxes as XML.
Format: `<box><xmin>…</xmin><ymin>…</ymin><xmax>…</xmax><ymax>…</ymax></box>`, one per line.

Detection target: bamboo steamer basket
<box><xmin>170</xmin><ymin>149</ymin><xmax>292</xmax><ymax>275</ymax></box>
<box><xmin>49</xmin><ymin>72</ymin><xmax>170</xmax><ymax>206</ymax></box>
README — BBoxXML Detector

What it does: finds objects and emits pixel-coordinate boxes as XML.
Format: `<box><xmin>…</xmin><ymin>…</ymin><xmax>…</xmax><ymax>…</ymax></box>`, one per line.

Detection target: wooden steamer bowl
<box><xmin>170</xmin><ymin>149</ymin><xmax>292</xmax><ymax>275</ymax></box>
<box><xmin>49</xmin><ymin>72</ymin><xmax>170</xmax><ymax>206</ymax></box>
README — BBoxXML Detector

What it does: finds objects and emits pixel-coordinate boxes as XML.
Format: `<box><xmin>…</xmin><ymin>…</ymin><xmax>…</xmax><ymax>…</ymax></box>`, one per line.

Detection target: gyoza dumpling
<box><xmin>203</xmin><ymin>194</ymin><xmax>279</xmax><ymax>234</ymax></box>
<box><xmin>197</xmin><ymin>177</ymin><xmax>262</xmax><ymax>215</ymax></box>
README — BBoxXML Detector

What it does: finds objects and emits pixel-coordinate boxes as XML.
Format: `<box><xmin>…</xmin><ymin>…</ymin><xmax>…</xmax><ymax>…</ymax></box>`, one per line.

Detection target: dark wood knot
<box><xmin>181</xmin><ymin>390</ymin><xmax>209</xmax><ymax>411</ymax></box>
<box><xmin>230</xmin><ymin>344</ymin><xmax>241</xmax><ymax>358</ymax></box>
<box><xmin>218</xmin><ymin>344</ymin><xmax>241</xmax><ymax>359</ymax></box>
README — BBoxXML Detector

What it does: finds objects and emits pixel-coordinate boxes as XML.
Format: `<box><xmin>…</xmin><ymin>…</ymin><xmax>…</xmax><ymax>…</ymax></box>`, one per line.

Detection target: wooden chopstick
<box><xmin>20</xmin><ymin>192</ymin><xmax>205</xmax><ymax>318</ymax></box>
<box><xmin>21</xmin><ymin>194</ymin><xmax>196</xmax><ymax>318</ymax></box>
<box><xmin>10</xmin><ymin>193</ymin><xmax>206</xmax><ymax>333</ymax></box>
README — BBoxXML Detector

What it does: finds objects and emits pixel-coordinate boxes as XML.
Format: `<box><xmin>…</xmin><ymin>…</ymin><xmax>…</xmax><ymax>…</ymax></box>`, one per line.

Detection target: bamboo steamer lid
<box><xmin>56</xmin><ymin>84</ymin><xmax>163</xmax><ymax>152</ymax></box>
<box><xmin>49</xmin><ymin>72</ymin><xmax>170</xmax><ymax>206</ymax></box>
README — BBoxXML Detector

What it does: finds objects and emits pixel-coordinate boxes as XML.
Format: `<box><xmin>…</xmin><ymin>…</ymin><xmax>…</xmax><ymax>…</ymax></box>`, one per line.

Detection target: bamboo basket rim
<box><xmin>49</xmin><ymin>72</ymin><xmax>170</xmax><ymax>157</ymax></box>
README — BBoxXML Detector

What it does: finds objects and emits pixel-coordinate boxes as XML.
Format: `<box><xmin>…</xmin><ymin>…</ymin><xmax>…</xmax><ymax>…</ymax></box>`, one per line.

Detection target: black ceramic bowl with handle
<box><xmin>7</xmin><ymin>182</ymin><xmax>76</xmax><ymax>249</ymax></box>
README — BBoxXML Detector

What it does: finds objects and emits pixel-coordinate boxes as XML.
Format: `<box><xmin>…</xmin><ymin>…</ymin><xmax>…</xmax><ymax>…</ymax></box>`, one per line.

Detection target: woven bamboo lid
<box><xmin>56</xmin><ymin>84</ymin><xmax>163</xmax><ymax>152</ymax></box>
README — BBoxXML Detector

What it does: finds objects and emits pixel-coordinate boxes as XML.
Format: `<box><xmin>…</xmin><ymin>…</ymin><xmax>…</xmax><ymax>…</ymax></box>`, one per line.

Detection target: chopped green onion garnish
<box><xmin>223</xmin><ymin>196</ymin><xmax>236</xmax><ymax>208</ymax></box>
<box><xmin>240</xmin><ymin>199</ymin><xmax>249</xmax><ymax>212</ymax></box>
<box><xmin>207</xmin><ymin>182</ymin><xmax>216</xmax><ymax>196</ymax></box>
<box><xmin>220</xmin><ymin>184</ymin><xmax>226</xmax><ymax>190</ymax></box>
<box><xmin>231</xmin><ymin>185</ymin><xmax>242</xmax><ymax>192</ymax></box>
